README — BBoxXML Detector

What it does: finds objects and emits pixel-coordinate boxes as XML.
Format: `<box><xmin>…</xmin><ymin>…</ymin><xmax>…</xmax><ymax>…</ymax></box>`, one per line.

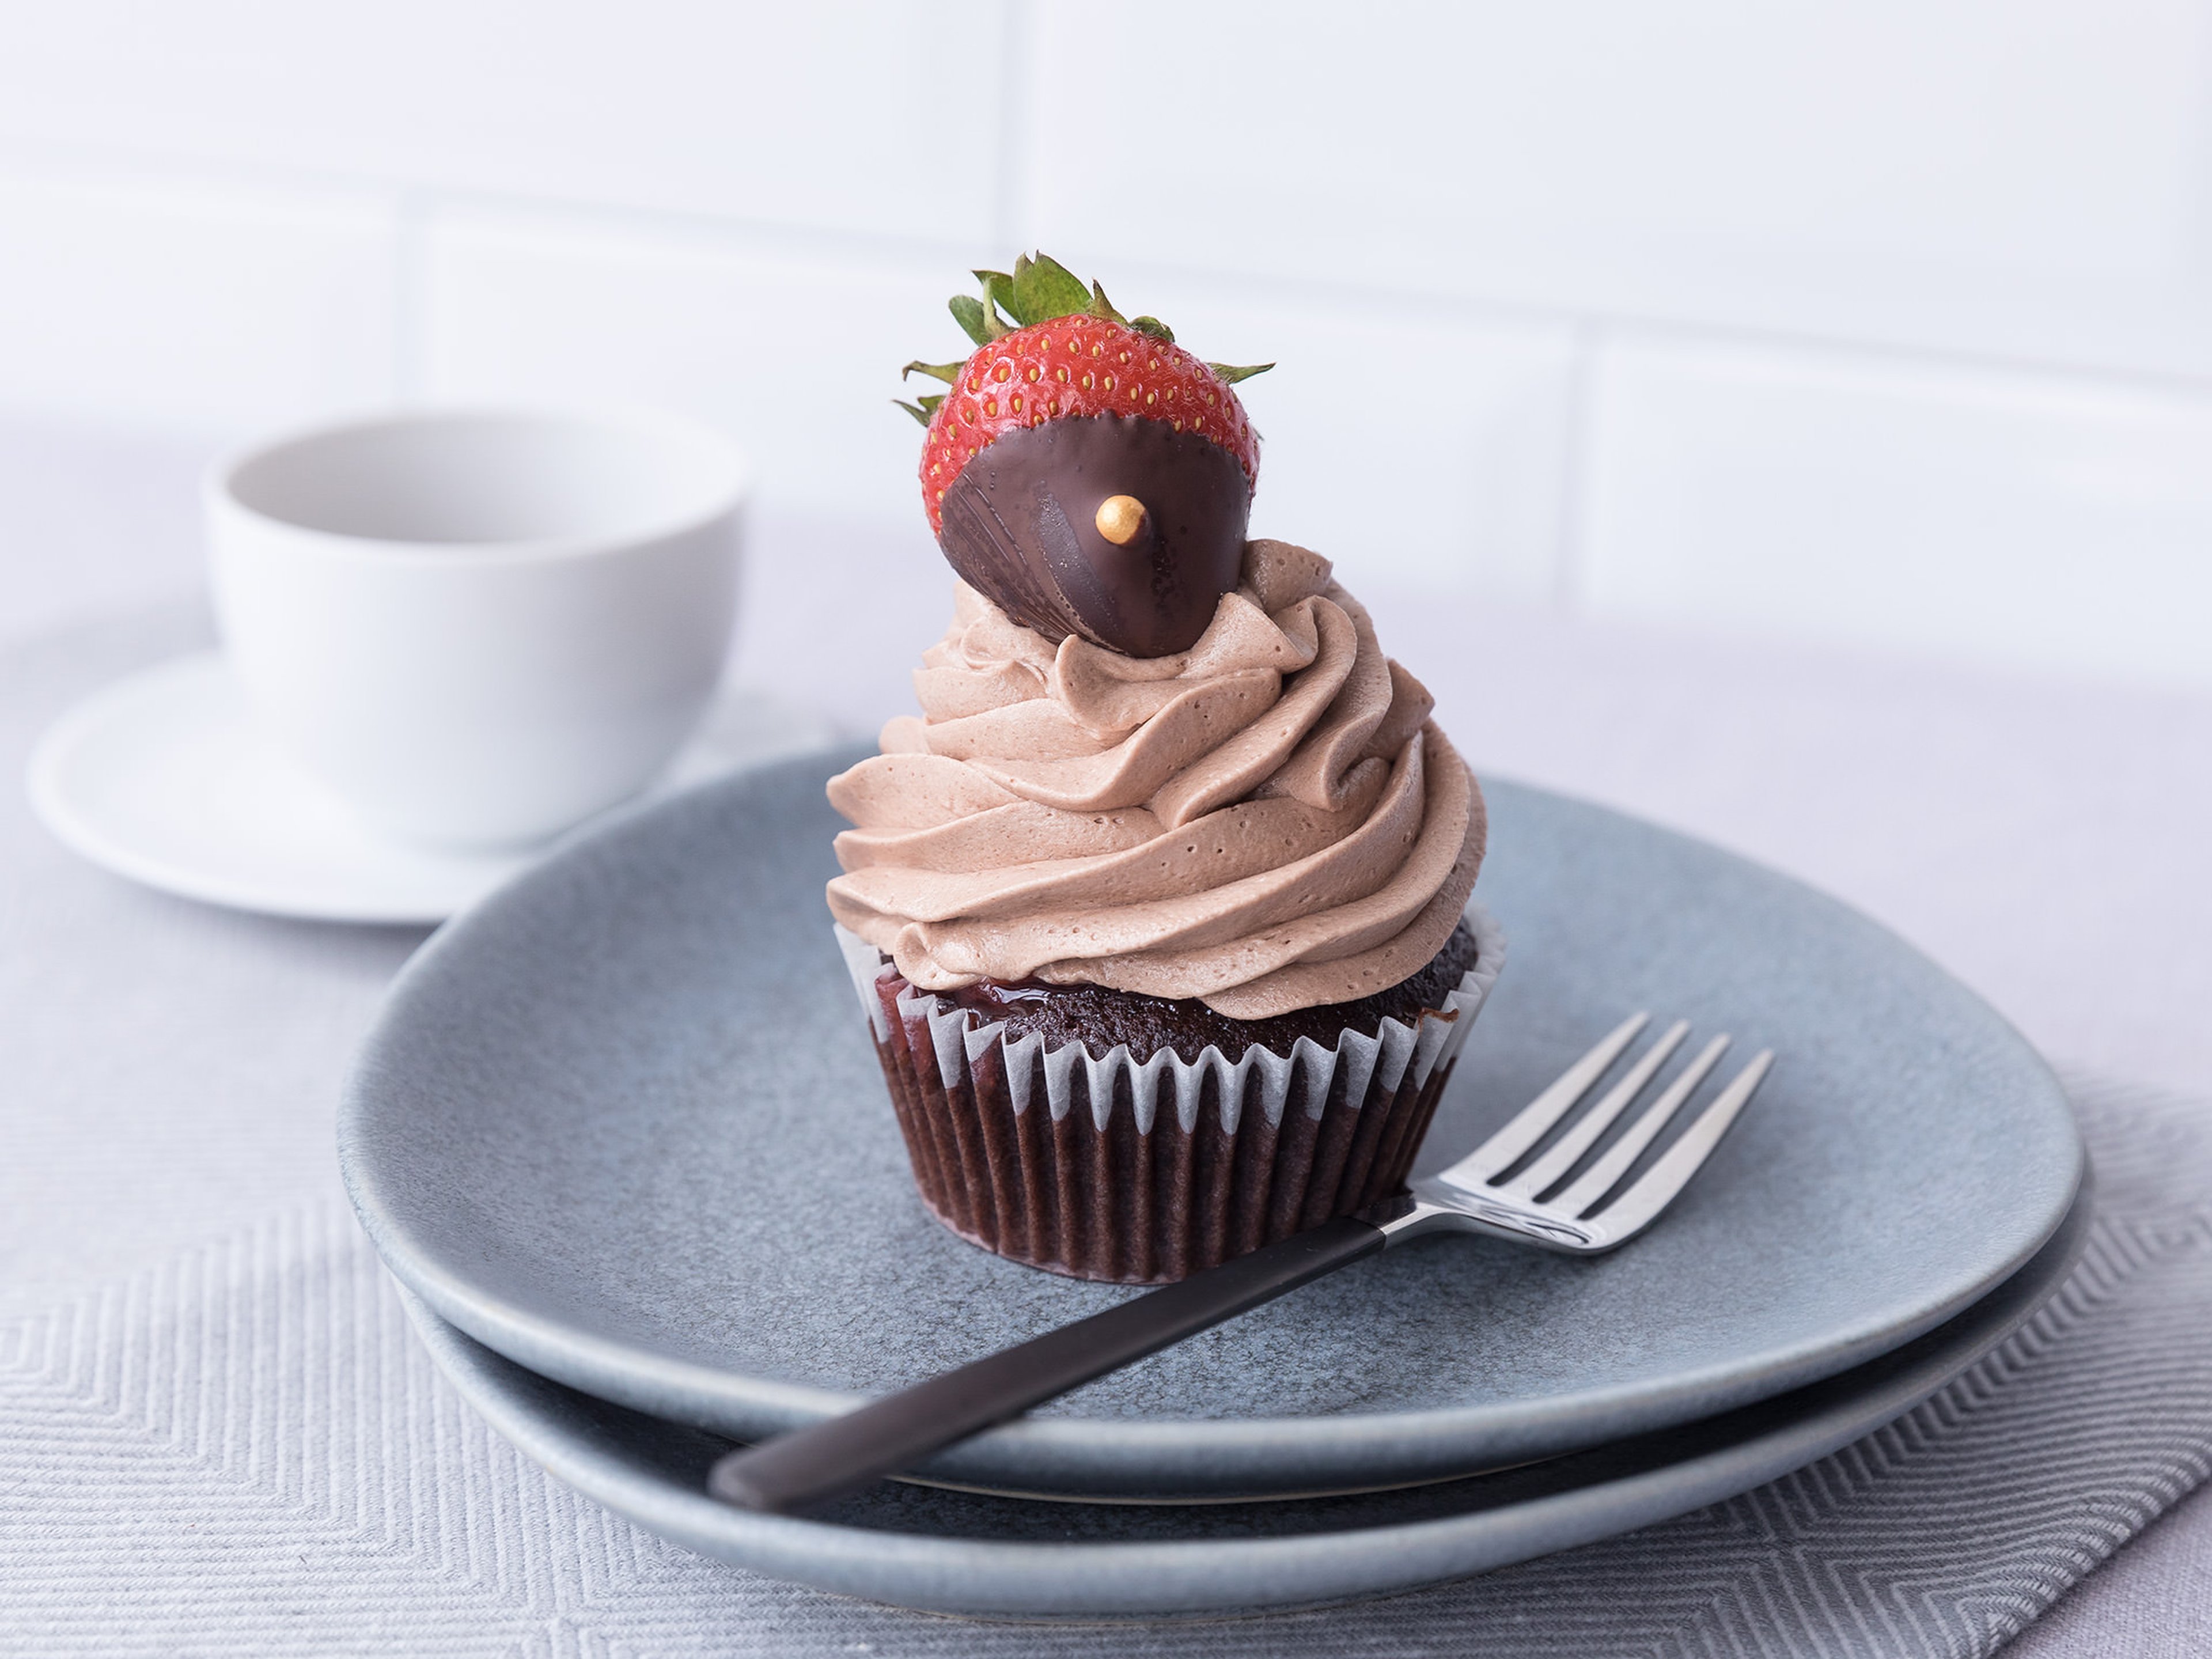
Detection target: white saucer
<box><xmin>26</xmin><ymin>652</ymin><xmax>842</xmax><ymax>925</ymax></box>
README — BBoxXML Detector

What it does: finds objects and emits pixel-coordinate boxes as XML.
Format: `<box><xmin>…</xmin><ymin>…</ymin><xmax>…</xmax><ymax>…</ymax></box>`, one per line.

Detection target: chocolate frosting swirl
<box><xmin>825</xmin><ymin>540</ymin><xmax>1487</xmax><ymax>1019</ymax></box>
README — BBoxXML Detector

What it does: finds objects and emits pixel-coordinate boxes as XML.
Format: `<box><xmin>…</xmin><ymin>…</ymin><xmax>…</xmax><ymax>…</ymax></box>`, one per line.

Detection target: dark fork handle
<box><xmin>707</xmin><ymin>1212</ymin><xmax>1389</xmax><ymax>1514</ymax></box>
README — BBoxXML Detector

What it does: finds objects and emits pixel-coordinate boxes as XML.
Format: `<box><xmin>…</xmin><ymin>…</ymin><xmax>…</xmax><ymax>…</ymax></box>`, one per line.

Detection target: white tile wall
<box><xmin>0</xmin><ymin>2</ymin><xmax>1007</xmax><ymax>244</ymax></box>
<box><xmin>1</xmin><ymin>0</ymin><xmax>2210</xmax><ymax>688</ymax></box>
<box><xmin>1581</xmin><ymin>336</ymin><xmax>2212</xmax><ymax>688</ymax></box>
<box><xmin>0</xmin><ymin>414</ymin><xmax>214</xmax><ymax>643</ymax></box>
<box><xmin>1019</xmin><ymin>0</ymin><xmax>2212</xmax><ymax>380</ymax></box>
<box><xmin>417</xmin><ymin>219</ymin><xmax>1575</xmax><ymax>593</ymax></box>
<box><xmin>0</xmin><ymin>161</ymin><xmax>396</xmax><ymax>437</ymax></box>
<box><xmin>1116</xmin><ymin>280</ymin><xmax>1577</xmax><ymax>594</ymax></box>
<box><xmin>417</xmin><ymin>205</ymin><xmax>963</xmax><ymax>535</ymax></box>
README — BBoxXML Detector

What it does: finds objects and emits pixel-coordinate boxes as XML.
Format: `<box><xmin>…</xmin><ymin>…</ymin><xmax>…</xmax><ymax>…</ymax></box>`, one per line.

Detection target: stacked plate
<box><xmin>339</xmin><ymin>747</ymin><xmax>2086</xmax><ymax>1618</ymax></box>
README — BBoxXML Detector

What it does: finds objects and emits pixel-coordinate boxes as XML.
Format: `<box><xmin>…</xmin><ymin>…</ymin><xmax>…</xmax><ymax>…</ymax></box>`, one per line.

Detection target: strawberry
<box><xmin>897</xmin><ymin>255</ymin><xmax>1270</xmax><ymax>536</ymax></box>
<box><xmin>895</xmin><ymin>254</ymin><xmax>1274</xmax><ymax>658</ymax></box>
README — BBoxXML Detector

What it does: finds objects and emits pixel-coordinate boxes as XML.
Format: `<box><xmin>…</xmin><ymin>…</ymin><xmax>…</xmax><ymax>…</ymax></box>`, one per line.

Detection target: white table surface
<box><xmin>5</xmin><ymin>416</ymin><xmax>2210</xmax><ymax>1652</ymax></box>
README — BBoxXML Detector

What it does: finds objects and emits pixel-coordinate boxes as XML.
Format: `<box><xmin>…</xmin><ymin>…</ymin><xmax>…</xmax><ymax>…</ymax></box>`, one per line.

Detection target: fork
<box><xmin>709</xmin><ymin>1013</ymin><xmax>1774</xmax><ymax>1514</ymax></box>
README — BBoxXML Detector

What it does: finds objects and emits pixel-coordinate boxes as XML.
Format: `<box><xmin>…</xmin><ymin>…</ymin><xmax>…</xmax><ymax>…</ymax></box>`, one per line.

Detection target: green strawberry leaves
<box><xmin>893</xmin><ymin>392</ymin><xmax>947</xmax><ymax>426</ymax></box>
<box><xmin>974</xmin><ymin>270</ymin><xmax>1018</xmax><ymax>328</ymax></box>
<box><xmin>899</xmin><ymin>362</ymin><xmax>964</xmax><ymax>422</ymax></box>
<box><xmin>1085</xmin><ymin>279</ymin><xmax>1127</xmax><ymax>325</ymax></box>
<box><xmin>910</xmin><ymin>253</ymin><xmax>1273</xmax><ymax>421</ymax></box>
<box><xmin>1013</xmin><ymin>253</ymin><xmax>1092</xmax><ymax>325</ymax></box>
<box><xmin>961</xmin><ymin>257</ymin><xmax>1102</xmax><ymax>335</ymax></box>
<box><xmin>948</xmin><ymin>294</ymin><xmax>993</xmax><ymax>347</ymax></box>
<box><xmin>945</xmin><ymin>254</ymin><xmax>1219</xmax><ymax>340</ymax></box>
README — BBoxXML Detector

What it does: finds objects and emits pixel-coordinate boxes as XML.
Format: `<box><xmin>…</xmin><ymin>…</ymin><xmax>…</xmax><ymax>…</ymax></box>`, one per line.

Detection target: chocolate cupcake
<box><xmin>828</xmin><ymin>255</ymin><xmax>1502</xmax><ymax>1283</ymax></box>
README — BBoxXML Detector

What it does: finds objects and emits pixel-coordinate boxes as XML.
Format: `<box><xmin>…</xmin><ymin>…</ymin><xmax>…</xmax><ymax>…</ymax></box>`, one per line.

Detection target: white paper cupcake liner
<box><xmin>835</xmin><ymin>906</ymin><xmax>1504</xmax><ymax>1282</ymax></box>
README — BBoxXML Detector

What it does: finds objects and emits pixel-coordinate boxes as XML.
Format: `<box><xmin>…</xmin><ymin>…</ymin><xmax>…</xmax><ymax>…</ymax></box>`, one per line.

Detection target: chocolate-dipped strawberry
<box><xmin>896</xmin><ymin>255</ymin><xmax>1271</xmax><ymax>658</ymax></box>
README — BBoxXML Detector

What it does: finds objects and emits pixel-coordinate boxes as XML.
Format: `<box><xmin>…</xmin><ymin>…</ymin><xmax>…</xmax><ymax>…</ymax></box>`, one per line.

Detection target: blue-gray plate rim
<box><xmin>397</xmin><ymin>1177</ymin><xmax>2091</xmax><ymax>1618</ymax></box>
<box><xmin>340</xmin><ymin>745</ymin><xmax>2084</xmax><ymax>1501</ymax></box>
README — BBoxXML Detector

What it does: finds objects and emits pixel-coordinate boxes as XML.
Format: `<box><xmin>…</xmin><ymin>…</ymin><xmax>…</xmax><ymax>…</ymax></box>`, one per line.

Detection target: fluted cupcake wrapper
<box><xmin>833</xmin><ymin>908</ymin><xmax>1505</xmax><ymax>1284</ymax></box>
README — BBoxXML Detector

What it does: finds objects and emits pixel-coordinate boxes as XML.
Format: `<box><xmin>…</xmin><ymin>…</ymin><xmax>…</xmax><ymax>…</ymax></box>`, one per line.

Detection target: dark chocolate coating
<box><xmin>940</xmin><ymin>920</ymin><xmax>1482</xmax><ymax>1066</ymax></box>
<box><xmin>936</xmin><ymin>414</ymin><xmax>1252</xmax><ymax>657</ymax></box>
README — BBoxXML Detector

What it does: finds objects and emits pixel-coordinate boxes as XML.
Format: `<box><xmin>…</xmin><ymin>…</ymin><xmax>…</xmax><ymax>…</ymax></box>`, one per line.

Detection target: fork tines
<box><xmin>1432</xmin><ymin>1013</ymin><xmax>1774</xmax><ymax>1245</ymax></box>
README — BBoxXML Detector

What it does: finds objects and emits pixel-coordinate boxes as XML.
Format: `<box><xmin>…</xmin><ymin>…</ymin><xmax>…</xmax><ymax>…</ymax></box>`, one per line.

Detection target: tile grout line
<box><xmin>989</xmin><ymin>0</ymin><xmax>1034</xmax><ymax>256</ymax></box>
<box><xmin>10</xmin><ymin>131</ymin><xmax>2212</xmax><ymax>410</ymax></box>
<box><xmin>1548</xmin><ymin>319</ymin><xmax>1605</xmax><ymax>616</ymax></box>
<box><xmin>392</xmin><ymin>188</ymin><xmax>434</xmax><ymax>404</ymax></box>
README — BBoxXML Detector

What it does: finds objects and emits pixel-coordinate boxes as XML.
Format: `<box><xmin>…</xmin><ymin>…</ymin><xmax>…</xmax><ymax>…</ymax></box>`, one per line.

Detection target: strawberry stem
<box><xmin>973</xmin><ymin>270</ymin><xmax>1017</xmax><ymax>339</ymax></box>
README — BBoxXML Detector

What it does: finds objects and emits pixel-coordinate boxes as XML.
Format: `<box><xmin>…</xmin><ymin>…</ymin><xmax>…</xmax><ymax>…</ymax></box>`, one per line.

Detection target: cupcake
<box><xmin>827</xmin><ymin>255</ymin><xmax>1502</xmax><ymax>1283</ymax></box>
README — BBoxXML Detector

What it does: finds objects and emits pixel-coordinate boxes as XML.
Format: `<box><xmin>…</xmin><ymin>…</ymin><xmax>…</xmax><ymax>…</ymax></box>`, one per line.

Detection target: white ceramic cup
<box><xmin>207</xmin><ymin>408</ymin><xmax>747</xmax><ymax>849</ymax></box>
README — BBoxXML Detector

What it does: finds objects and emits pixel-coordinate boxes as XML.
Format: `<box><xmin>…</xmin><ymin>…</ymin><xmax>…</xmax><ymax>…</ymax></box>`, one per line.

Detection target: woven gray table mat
<box><xmin>0</xmin><ymin>1074</ymin><xmax>2203</xmax><ymax>1657</ymax></box>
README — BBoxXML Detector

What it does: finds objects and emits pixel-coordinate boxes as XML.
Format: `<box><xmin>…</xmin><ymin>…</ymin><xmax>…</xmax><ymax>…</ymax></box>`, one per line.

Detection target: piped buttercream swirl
<box><xmin>825</xmin><ymin>540</ymin><xmax>1486</xmax><ymax>1019</ymax></box>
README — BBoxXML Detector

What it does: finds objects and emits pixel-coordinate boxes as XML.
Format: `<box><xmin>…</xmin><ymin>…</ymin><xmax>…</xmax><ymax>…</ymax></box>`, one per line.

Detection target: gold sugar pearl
<box><xmin>1094</xmin><ymin>495</ymin><xmax>1147</xmax><ymax>546</ymax></box>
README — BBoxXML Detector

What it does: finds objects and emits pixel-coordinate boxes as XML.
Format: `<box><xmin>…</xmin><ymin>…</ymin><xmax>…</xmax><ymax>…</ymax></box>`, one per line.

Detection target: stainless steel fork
<box><xmin>710</xmin><ymin>1013</ymin><xmax>1774</xmax><ymax>1515</ymax></box>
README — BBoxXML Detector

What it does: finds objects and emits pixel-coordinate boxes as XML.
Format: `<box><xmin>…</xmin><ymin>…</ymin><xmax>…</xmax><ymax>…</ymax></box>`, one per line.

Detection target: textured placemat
<box><xmin>0</xmin><ymin>1073</ymin><xmax>2205</xmax><ymax>1657</ymax></box>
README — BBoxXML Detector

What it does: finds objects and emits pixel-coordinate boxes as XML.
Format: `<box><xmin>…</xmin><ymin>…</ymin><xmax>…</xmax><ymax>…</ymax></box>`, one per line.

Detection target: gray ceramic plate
<box><xmin>341</xmin><ymin>745</ymin><xmax>2083</xmax><ymax>1501</ymax></box>
<box><xmin>400</xmin><ymin>1181</ymin><xmax>2090</xmax><ymax>1617</ymax></box>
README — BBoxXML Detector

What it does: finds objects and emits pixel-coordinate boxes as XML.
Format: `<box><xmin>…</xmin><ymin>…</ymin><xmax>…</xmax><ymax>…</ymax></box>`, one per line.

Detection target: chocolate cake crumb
<box><xmin>933</xmin><ymin>919</ymin><xmax>1482</xmax><ymax>1064</ymax></box>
